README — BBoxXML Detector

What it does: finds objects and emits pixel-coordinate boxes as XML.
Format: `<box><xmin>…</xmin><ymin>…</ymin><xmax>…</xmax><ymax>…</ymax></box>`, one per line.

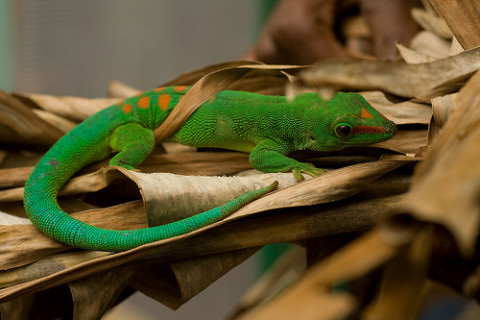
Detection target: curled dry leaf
<box><xmin>411</xmin><ymin>7</ymin><xmax>452</xmax><ymax>39</ymax></box>
<box><xmin>299</xmin><ymin>45</ymin><xmax>480</xmax><ymax>100</ymax></box>
<box><xmin>396</xmin><ymin>43</ymin><xmax>439</xmax><ymax>64</ymax></box>
<box><xmin>431</xmin><ymin>93</ymin><xmax>457</xmax><ymax>128</ymax></box>
<box><xmin>430</xmin><ymin>0</ymin><xmax>480</xmax><ymax>49</ymax></box>
<box><xmin>69</xmin><ymin>266</ymin><xmax>133</xmax><ymax>319</ymax></box>
<box><xmin>160</xmin><ymin>60</ymin><xmax>303</xmax><ymax>95</ymax></box>
<box><xmin>120</xmin><ymin>169</ymin><xmax>306</xmax><ymax>225</ymax></box>
<box><xmin>158</xmin><ymin>247</ymin><xmax>260</xmax><ymax>309</ymax></box>
<box><xmin>409</xmin><ymin>31</ymin><xmax>452</xmax><ymax>59</ymax></box>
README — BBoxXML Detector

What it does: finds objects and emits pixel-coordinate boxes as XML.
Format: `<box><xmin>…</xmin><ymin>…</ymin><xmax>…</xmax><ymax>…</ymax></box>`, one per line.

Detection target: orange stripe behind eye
<box><xmin>158</xmin><ymin>94</ymin><xmax>172</xmax><ymax>110</ymax></box>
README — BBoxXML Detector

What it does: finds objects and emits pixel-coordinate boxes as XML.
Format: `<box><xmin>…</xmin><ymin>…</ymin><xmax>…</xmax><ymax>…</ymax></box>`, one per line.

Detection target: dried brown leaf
<box><xmin>0</xmin><ymin>189</ymin><xmax>406</xmax><ymax>301</ymax></box>
<box><xmin>238</xmin><ymin>230</ymin><xmax>399</xmax><ymax>320</ymax></box>
<box><xmin>431</xmin><ymin>93</ymin><xmax>457</xmax><ymax>128</ymax></box>
<box><xmin>232</xmin><ymin>247</ymin><xmax>306</xmax><ymax>316</ymax></box>
<box><xmin>0</xmin><ymin>212</ymin><xmax>30</xmax><ymax>226</ymax></box>
<box><xmin>410</xmin><ymin>31</ymin><xmax>452</xmax><ymax>59</ymax></box>
<box><xmin>139</xmin><ymin>149</ymin><xmax>251</xmax><ymax>176</ymax></box>
<box><xmin>0</xmin><ymin>167</ymin><xmax>124</xmax><ymax>202</ymax></box>
<box><xmin>14</xmin><ymin>93</ymin><xmax>120</xmax><ymax>122</ymax></box>
<box><xmin>32</xmin><ymin>109</ymin><xmax>76</xmax><ymax>133</ymax></box>
<box><xmin>0</xmin><ymin>201</ymin><xmax>145</xmax><ymax>270</ymax></box>
<box><xmin>165</xmin><ymin>247</ymin><xmax>259</xmax><ymax>308</ymax></box>
<box><xmin>0</xmin><ymin>251</ymin><xmax>111</xmax><ymax>290</ymax></box>
<box><xmin>0</xmin><ymin>167</ymin><xmax>32</xmax><ymax>189</ymax></box>
<box><xmin>229</xmin><ymin>160</ymin><xmax>405</xmax><ymax>219</ymax></box>
<box><xmin>0</xmin><ymin>293</ymin><xmax>34</xmax><ymax>320</ymax></box>
<box><xmin>411</xmin><ymin>8</ymin><xmax>452</xmax><ymax>39</ymax></box>
<box><xmin>107</xmin><ymin>80</ymin><xmax>141</xmax><ymax>99</ymax></box>
<box><xmin>396</xmin><ymin>43</ymin><xmax>439</xmax><ymax>64</ymax></box>
<box><xmin>375</xmin><ymin>129</ymin><xmax>427</xmax><ymax>155</ymax></box>
<box><xmin>121</xmin><ymin>170</ymin><xmax>306</xmax><ymax>225</ymax></box>
<box><xmin>396</xmin><ymin>71</ymin><xmax>480</xmax><ymax>256</ymax></box>
<box><xmin>299</xmin><ymin>46</ymin><xmax>480</xmax><ymax>100</ymax></box>
<box><xmin>1</xmin><ymin>160</ymin><xmax>405</xmax><ymax>269</ymax></box>
<box><xmin>0</xmin><ymin>90</ymin><xmax>64</xmax><ymax>146</ymax></box>
<box><xmin>363</xmin><ymin>226</ymin><xmax>433</xmax><ymax>320</ymax></box>
<box><xmin>430</xmin><ymin>0</ymin><xmax>480</xmax><ymax>49</ymax></box>
<box><xmin>69</xmin><ymin>267</ymin><xmax>133</xmax><ymax>319</ymax></box>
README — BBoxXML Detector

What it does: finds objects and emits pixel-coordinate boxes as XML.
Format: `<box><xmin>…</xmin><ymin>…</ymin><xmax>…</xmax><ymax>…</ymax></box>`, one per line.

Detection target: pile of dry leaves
<box><xmin>1</xmin><ymin>1</ymin><xmax>480</xmax><ymax>319</ymax></box>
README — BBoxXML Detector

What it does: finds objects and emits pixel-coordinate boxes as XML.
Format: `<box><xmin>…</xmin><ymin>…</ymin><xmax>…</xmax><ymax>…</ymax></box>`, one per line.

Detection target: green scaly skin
<box><xmin>24</xmin><ymin>86</ymin><xmax>397</xmax><ymax>252</ymax></box>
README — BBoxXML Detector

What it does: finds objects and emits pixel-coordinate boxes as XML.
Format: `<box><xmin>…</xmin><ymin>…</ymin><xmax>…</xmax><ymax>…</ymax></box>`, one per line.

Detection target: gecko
<box><xmin>23</xmin><ymin>86</ymin><xmax>397</xmax><ymax>251</ymax></box>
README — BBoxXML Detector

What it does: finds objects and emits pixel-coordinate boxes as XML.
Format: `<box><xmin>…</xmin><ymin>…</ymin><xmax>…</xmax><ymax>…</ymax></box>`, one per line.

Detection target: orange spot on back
<box><xmin>154</xmin><ymin>86</ymin><xmax>166</xmax><ymax>92</ymax></box>
<box><xmin>122</xmin><ymin>103</ymin><xmax>133</xmax><ymax>114</ymax></box>
<box><xmin>208</xmin><ymin>96</ymin><xmax>216</xmax><ymax>103</ymax></box>
<box><xmin>137</xmin><ymin>96</ymin><xmax>151</xmax><ymax>109</ymax></box>
<box><xmin>173</xmin><ymin>85</ymin><xmax>189</xmax><ymax>92</ymax></box>
<box><xmin>158</xmin><ymin>94</ymin><xmax>172</xmax><ymax>110</ymax></box>
<box><xmin>361</xmin><ymin>107</ymin><xmax>374</xmax><ymax>119</ymax></box>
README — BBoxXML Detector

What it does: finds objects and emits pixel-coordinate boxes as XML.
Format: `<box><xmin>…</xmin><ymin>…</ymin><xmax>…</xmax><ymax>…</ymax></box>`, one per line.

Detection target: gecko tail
<box><xmin>25</xmin><ymin>176</ymin><xmax>277</xmax><ymax>251</ymax></box>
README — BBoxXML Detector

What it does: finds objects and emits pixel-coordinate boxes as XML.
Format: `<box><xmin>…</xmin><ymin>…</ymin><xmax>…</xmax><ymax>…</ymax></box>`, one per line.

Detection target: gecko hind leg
<box><xmin>109</xmin><ymin>123</ymin><xmax>155</xmax><ymax>170</ymax></box>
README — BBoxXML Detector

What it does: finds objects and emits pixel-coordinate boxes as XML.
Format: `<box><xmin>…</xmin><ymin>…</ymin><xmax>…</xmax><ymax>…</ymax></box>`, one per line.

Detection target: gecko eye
<box><xmin>334</xmin><ymin>123</ymin><xmax>353</xmax><ymax>138</ymax></box>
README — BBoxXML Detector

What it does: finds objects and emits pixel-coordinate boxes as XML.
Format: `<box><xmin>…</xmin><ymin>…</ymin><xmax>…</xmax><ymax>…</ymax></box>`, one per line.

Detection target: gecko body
<box><xmin>24</xmin><ymin>86</ymin><xmax>396</xmax><ymax>251</ymax></box>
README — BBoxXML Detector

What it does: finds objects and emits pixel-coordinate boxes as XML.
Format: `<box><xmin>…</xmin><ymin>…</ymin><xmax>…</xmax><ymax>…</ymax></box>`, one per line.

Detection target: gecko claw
<box><xmin>292</xmin><ymin>166</ymin><xmax>324</xmax><ymax>181</ymax></box>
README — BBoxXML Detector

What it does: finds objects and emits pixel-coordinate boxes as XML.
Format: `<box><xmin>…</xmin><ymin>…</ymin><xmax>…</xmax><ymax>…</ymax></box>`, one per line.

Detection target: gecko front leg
<box><xmin>249</xmin><ymin>140</ymin><xmax>324</xmax><ymax>181</ymax></box>
<box><xmin>109</xmin><ymin>123</ymin><xmax>155</xmax><ymax>170</ymax></box>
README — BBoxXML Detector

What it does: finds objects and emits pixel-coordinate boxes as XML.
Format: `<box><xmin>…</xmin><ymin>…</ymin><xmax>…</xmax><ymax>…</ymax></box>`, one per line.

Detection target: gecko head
<box><xmin>302</xmin><ymin>92</ymin><xmax>397</xmax><ymax>152</ymax></box>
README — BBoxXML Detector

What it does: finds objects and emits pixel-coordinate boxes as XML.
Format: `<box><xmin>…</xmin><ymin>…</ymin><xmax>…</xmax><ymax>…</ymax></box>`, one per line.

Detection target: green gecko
<box><xmin>24</xmin><ymin>85</ymin><xmax>396</xmax><ymax>252</ymax></box>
